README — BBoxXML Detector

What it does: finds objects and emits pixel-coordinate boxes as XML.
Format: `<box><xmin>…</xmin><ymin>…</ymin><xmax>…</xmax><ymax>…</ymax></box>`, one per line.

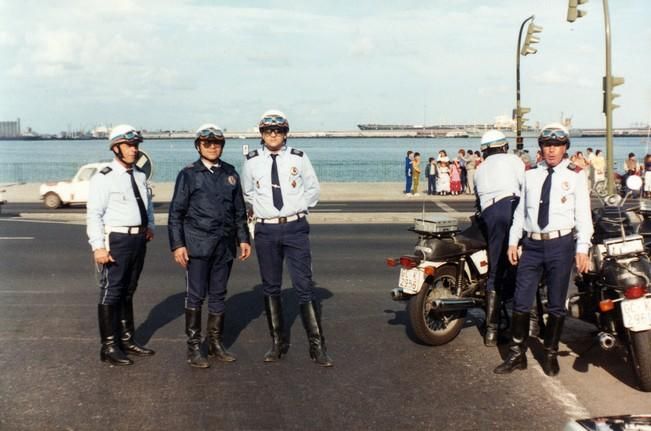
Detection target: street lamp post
<box><xmin>567</xmin><ymin>0</ymin><xmax>624</xmax><ymax>195</ymax></box>
<box><xmin>515</xmin><ymin>16</ymin><xmax>542</xmax><ymax>150</ymax></box>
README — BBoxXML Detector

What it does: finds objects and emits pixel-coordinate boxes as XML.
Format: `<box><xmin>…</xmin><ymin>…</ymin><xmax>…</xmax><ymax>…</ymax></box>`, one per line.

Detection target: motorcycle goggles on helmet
<box><xmin>538</xmin><ymin>128</ymin><xmax>569</xmax><ymax>146</ymax></box>
<box><xmin>111</xmin><ymin>130</ymin><xmax>142</xmax><ymax>145</ymax></box>
<box><xmin>197</xmin><ymin>128</ymin><xmax>224</xmax><ymax>140</ymax></box>
<box><xmin>259</xmin><ymin>115</ymin><xmax>289</xmax><ymax>133</ymax></box>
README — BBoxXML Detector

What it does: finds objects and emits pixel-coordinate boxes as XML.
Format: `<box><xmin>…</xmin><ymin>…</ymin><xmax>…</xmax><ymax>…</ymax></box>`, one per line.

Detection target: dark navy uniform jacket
<box><xmin>168</xmin><ymin>159</ymin><xmax>250</xmax><ymax>259</ymax></box>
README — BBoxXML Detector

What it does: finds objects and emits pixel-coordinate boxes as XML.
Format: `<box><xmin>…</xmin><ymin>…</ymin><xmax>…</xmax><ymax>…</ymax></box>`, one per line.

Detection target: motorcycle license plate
<box><xmin>399</xmin><ymin>268</ymin><xmax>424</xmax><ymax>294</ymax></box>
<box><xmin>621</xmin><ymin>297</ymin><xmax>651</xmax><ymax>331</ymax></box>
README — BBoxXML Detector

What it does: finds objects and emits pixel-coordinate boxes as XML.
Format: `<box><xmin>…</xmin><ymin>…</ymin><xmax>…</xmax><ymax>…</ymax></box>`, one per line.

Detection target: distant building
<box><xmin>0</xmin><ymin>118</ymin><xmax>21</xmax><ymax>138</ymax></box>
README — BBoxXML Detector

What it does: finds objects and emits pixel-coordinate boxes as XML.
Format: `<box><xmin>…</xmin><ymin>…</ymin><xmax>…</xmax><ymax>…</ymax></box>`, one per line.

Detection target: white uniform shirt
<box><xmin>86</xmin><ymin>159</ymin><xmax>155</xmax><ymax>251</ymax></box>
<box><xmin>509</xmin><ymin>159</ymin><xmax>593</xmax><ymax>254</ymax></box>
<box><xmin>241</xmin><ymin>145</ymin><xmax>320</xmax><ymax>219</ymax></box>
<box><xmin>474</xmin><ymin>153</ymin><xmax>525</xmax><ymax>211</ymax></box>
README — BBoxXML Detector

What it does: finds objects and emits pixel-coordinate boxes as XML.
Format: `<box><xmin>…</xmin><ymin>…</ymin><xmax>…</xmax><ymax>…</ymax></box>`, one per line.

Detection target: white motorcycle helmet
<box><xmin>480</xmin><ymin>130</ymin><xmax>508</xmax><ymax>152</ymax></box>
<box><xmin>108</xmin><ymin>124</ymin><xmax>142</xmax><ymax>149</ymax></box>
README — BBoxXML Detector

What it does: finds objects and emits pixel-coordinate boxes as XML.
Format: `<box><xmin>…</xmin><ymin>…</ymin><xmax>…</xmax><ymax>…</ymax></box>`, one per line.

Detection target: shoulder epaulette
<box><xmin>290</xmin><ymin>148</ymin><xmax>304</xmax><ymax>157</ymax></box>
<box><xmin>246</xmin><ymin>150</ymin><xmax>259</xmax><ymax>160</ymax></box>
<box><xmin>529</xmin><ymin>164</ymin><xmax>538</xmax><ymax>169</ymax></box>
<box><xmin>567</xmin><ymin>162</ymin><xmax>582</xmax><ymax>173</ymax></box>
<box><xmin>100</xmin><ymin>167</ymin><xmax>112</xmax><ymax>175</ymax></box>
<box><xmin>184</xmin><ymin>163</ymin><xmax>195</xmax><ymax>170</ymax></box>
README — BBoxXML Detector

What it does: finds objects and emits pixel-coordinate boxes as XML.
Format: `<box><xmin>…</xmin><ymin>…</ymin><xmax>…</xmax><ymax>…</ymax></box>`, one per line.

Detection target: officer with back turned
<box><xmin>241</xmin><ymin>109</ymin><xmax>333</xmax><ymax>367</ymax></box>
<box><xmin>168</xmin><ymin>124</ymin><xmax>251</xmax><ymax>368</ymax></box>
<box><xmin>474</xmin><ymin>130</ymin><xmax>525</xmax><ymax>347</ymax></box>
<box><xmin>87</xmin><ymin>124</ymin><xmax>155</xmax><ymax>366</ymax></box>
<box><xmin>494</xmin><ymin>123</ymin><xmax>592</xmax><ymax>376</ymax></box>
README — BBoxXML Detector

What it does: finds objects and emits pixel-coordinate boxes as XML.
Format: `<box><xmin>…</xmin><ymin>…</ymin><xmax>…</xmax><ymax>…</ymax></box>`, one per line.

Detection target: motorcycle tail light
<box><xmin>624</xmin><ymin>285</ymin><xmax>647</xmax><ymax>300</ymax></box>
<box><xmin>399</xmin><ymin>255</ymin><xmax>420</xmax><ymax>269</ymax></box>
<box><xmin>386</xmin><ymin>258</ymin><xmax>398</xmax><ymax>267</ymax></box>
<box><xmin>599</xmin><ymin>299</ymin><xmax>615</xmax><ymax>313</ymax></box>
<box><xmin>423</xmin><ymin>266</ymin><xmax>436</xmax><ymax>276</ymax></box>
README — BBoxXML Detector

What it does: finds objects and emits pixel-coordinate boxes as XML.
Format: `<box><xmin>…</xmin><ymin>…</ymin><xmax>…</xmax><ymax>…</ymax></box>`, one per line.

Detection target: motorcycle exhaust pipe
<box><xmin>598</xmin><ymin>332</ymin><xmax>617</xmax><ymax>351</ymax></box>
<box><xmin>432</xmin><ymin>298</ymin><xmax>482</xmax><ymax>312</ymax></box>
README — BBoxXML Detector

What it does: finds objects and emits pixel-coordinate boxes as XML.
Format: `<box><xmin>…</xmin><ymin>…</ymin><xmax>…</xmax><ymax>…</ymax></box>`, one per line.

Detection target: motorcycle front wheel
<box><xmin>629</xmin><ymin>329</ymin><xmax>651</xmax><ymax>392</ymax></box>
<box><xmin>407</xmin><ymin>265</ymin><xmax>466</xmax><ymax>346</ymax></box>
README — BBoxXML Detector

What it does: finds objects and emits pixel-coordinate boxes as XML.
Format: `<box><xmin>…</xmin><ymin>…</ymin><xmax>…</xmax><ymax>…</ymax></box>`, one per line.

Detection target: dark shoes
<box><xmin>263</xmin><ymin>296</ymin><xmax>289</xmax><ymax>362</ymax></box>
<box><xmin>300</xmin><ymin>301</ymin><xmax>334</xmax><ymax>367</ymax></box>
<box><xmin>484</xmin><ymin>290</ymin><xmax>499</xmax><ymax>347</ymax></box>
<box><xmin>119</xmin><ymin>299</ymin><xmax>155</xmax><ymax>356</ymax></box>
<box><xmin>185</xmin><ymin>308</ymin><xmax>209</xmax><ymax>369</ymax></box>
<box><xmin>98</xmin><ymin>304</ymin><xmax>133</xmax><ymax>366</ymax></box>
<box><xmin>541</xmin><ymin>314</ymin><xmax>565</xmax><ymax>377</ymax></box>
<box><xmin>207</xmin><ymin>312</ymin><xmax>236</xmax><ymax>363</ymax></box>
<box><xmin>494</xmin><ymin>311</ymin><xmax>529</xmax><ymax>374</ymax></box>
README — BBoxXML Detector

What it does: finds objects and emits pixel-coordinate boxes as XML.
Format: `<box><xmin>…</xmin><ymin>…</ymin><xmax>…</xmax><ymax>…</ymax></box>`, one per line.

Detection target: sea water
<box><xmin>0</xmin><ymin>136</ymin><xmax>647</xmax><ymax>183</ymax></box>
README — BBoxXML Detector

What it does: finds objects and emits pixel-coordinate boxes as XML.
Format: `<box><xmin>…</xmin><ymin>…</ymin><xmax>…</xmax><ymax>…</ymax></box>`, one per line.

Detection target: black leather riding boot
<box><xmin>263</xmin><ymin>295</ymin><xmax>289</xmax><ymax>362</ymax></box>
<box><xmin>119</xmin><ymin>299</ymin><xmax>155</xmax><ymax>356</ymax></box>
<box><xmin>185</xmin><ymin>308</ymin><xmax>209</xmax><ymax>369</ymax></box>
<box><xmin>542</xmin><ymin>314</ymin><xmax>565</xmax><ymax>377</ymax></box>
<box><xmin>299</xmin><ymin>301</ymin><xmax>333</xmax><ymax>367</ymax></box>
<box><xmin>98</xmin><ymin>304</ymin><xmax>133</xmax><ymax>366</ymax></box>
<box><xmin>484</xmin><ymin>290</ymin><xmax>499</xmax><ymax>347</ymax></box>
<box><xmin>494</xmin><ymin>311</ymin><xmax>529</xmax><ymax>374</ymax></box>
<box><xmin>207</xmin><ymin>312</ymin><xmax>236</xmax><ymax>363</ymax></box>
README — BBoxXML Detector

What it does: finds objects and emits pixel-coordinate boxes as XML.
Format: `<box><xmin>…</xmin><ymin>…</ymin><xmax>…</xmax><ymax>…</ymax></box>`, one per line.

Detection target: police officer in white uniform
<box><xmin>87</xmin><ymin>125</ymin><xmax>155</xmax><ymax>366</ymax></box>
<box><xmin>474</xmin><ymin>130</ymin><xmax>525</xmax><ymax>346</ymax></box>
<box><xmin>241</xmin><ymin>110</ymin><xmax>333</xmax><ymax>367</ymax></box>
<box><xmin>494</xmin><ymin>123</ymin><xmax>592</xmax><ymax>376</ymax></box>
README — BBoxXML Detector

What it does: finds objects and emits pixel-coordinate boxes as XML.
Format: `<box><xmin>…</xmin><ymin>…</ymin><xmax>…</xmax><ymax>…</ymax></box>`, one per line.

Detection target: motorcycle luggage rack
<box><xmin>411</xmin><ymin>215</ymin><xmax>459</xmax><ymax>235</ymax></box>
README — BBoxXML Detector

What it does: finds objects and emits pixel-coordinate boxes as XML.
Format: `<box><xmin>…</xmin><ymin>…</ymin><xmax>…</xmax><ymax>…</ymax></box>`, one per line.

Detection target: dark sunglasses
<box><xmin>262</xmin><ymin>127</ymin><xmax>285</xmax><ymax>135</ymax></box>
<box><xmin>200</xmin><ymin>141</ymin><xmax>223</xmax><ymax>148</ymax></box>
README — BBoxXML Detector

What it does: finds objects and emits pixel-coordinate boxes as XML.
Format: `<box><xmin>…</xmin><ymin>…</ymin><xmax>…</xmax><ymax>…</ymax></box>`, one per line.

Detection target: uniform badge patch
<box><xmin>291</xmin><ymin>180</ymin><xmax>297</xmax><ymax>188</ymax></box>
<box><xmin>290</xmin><ymin>167</ymin><xmax>298</xmax><ymax>176</ymax></box>
<box><xmin>256</xmin><ymin>180</ymin><xmax>260</xmax><ymax>189</ymax></box>
<box><xmin>561</xmin><ymin>196</ymin><xmax>567</xmax><ymax>204</ymax></box>
<box><xmin>562</xmin><ymin>181</ymin><xmax>569</xmax><ymax>191</ymax></box>
<box><xmin>227</xmin><ymin>175</ymin><xmax>236</xmax><ymax>185</ymax></box>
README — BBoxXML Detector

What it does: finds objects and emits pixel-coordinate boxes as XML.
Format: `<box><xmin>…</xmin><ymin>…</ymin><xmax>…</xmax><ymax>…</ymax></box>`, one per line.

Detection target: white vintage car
<box><xmin>39</xmin><ymin>162</ymin><xmax>111</xmax><ymax>209</ymax></box>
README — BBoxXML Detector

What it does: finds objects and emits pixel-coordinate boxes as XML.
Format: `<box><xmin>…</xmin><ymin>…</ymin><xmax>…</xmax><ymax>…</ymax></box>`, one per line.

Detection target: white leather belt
<box><xmin>105</xmin><ymin>226</ymin><xmax>145</xmax><ymax>235</ymax></box>
<box><xmin>257</xmin><ymin>212</ymin><xmax>306</xmax><ymax>224</ymax></box>
<box><xmin>482</xmin><ymin>193</ymin><xmax>517</xmax><ymax>211</ymax></box>
<box><xmin>527</xmin><ymin>229</ymin><xmax>573</xmax><ymax>241</ymax></box>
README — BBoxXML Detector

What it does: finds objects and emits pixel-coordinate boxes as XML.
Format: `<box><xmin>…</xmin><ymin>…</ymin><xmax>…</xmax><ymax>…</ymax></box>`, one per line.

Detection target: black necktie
<box><xmin>127</xmin><ymin>169</ymin><xmax>148</xmax><ymax>227</ymax></box>
<box><xmin>270</xmin><ymin>154</ymin><xmax>284</xmax><ymax>210</ymax></box>
<box><xmin>537</xmin><ymin>167</ymin><xmax>554</xmax><ymax>230</ymax></box>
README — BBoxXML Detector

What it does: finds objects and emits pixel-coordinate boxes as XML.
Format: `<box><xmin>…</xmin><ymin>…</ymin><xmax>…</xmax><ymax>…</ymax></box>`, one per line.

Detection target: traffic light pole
<box><xmin>603</xmin><ymin>0</ymin><xmax>615</xmax><ymax>195</ymax></box>
<box><xmin>516</xmin><ymin>15</ymin><xmax>534</xmax><ymax>150</ymax></box>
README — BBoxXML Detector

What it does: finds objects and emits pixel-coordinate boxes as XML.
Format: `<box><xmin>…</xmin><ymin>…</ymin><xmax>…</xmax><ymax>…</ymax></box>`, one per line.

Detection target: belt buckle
<box><xmin>541</xmin><ymin>232</ymin><xmax>550</xmax><ymax>240</ymax></box>
<box><xmin>278</xmin><ymin>217</ymin><xmax>287</xmax><ymax>224</ymax></box>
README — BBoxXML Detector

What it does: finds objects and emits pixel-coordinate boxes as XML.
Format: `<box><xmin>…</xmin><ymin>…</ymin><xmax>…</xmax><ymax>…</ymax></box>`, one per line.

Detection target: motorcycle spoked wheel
<box><xmin>628</xmin><ymin>329</ymin><xmax>651</xmax><ymax>392</ymax></box>
<box><xmin>407</xmin><ymin>265</ymin><xmax>466</xmax><ymax>346</ymax></box>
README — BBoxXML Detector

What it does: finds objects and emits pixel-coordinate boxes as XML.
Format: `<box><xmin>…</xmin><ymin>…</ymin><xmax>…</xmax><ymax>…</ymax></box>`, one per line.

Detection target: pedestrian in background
<box><xmin>457</xmin><ymin>149</ymin><xmax>467</xmax><ymax>193</ymax></box>
<box><xmin>465</xmin><ymin>148</ymin><xmax>477</xmax><ymax>195</ymax></box>
<box><xmin>474</xmin><ymin>130</ymin><xmax>525</xmax><ymax>346</ymax></box>
<box><xmin>450</xmin><ymin>159</ymin><xmax>462</xmax><ymax>195</ymax></box>
<box><xmin>241</xmin><ymin>109</ymin><xmax>333</xmax><ymax>367</ymax></box>
<box><xmin>425</xmin><ymin>157</ymin><xmax>437</xmax><ymax>195</ymax></box>
<box><xmin>495</xmin><ymin>123</ymin><xmax>592</xmax><ymax>377</ymax></box>
<box><xmin>436</xmin><ymin>152</ymin><xmax>450</xmax><ymax>195</ymax></box>
<box><xmin>411</xmin><ymin>152</ymin><xmax>421</xmax><ymax>195</ymax></box>
<box><xmin>168</xmin><ymin>124</ymin><xmax>251</xmax><ymax>368</ymax></box>
<box><xmin>86</xmin><ymin>124</ymin><xmax>155</xmax><ymax>366</ymax></box>
<box><xmin>404</xmin><ymin>150</ymin><xmax>413</xmax><ymax>194</ymax></box>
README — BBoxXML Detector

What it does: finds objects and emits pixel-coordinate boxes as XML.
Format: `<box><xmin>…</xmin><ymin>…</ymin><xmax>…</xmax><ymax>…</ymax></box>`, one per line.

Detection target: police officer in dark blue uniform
<box><xmin>168</xmin><ymin>124</ymin><xmax>251</xmax><ymax>368</ymax></box>
<box><xmin>474</xmin><ymin>130</ymin><xmax>525</xmax><ymax>346</ymax></box>
<box><xmin>494</xmin><ymin>123</ymin><xmax>592</xmax><ymax>376</ymax></box>
<box><xmin>241</xmin><ymin>110</ymin><xmax>333</xmax><ymax>367</ymax></box>
<box><xmin>87</xmin><ymin>124</ymin><xmax>156</xmax><ymax>366</ymax></box>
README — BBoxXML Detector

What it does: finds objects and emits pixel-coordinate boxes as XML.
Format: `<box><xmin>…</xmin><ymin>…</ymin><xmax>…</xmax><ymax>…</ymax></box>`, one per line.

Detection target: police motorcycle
<box><xmin>568</xmin><ymin>175</ymin><xmax>651</xmax><ymax>391</ymax></box>
<box><xmin>386</xmin><ymin>213</ymin><xmax>490</xmax><ymax>345</ymax></box>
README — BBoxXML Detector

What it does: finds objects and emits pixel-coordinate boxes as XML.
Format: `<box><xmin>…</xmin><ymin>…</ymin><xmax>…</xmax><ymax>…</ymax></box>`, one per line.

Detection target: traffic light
<box><xmin>567</xmin><ymin>0</ymin><xmax>588</xmax><ymax>23</ymax></box>
<box><xmin>520</xmin><ymin>22</ymin><xmax>542</xmax><ymax>56</ymax></box>
<box><xmin>602</xmin><ymin>76</ymin><xmax>625</xmax><ymax>113</ymax></box>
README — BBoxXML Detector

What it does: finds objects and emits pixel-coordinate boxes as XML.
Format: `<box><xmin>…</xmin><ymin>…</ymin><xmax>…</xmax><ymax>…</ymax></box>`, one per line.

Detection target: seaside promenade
<box><xmin>0</xmin><ymin>182</ymin><xmax>476</xmax><ymax>223</ymax></box>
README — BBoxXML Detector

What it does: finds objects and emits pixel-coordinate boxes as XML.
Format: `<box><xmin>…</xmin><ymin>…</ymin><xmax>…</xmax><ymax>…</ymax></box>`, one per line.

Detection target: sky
<box><xmin>0</xmin><ymin>0</ymin><xmax>650</xmax><ymax>133</ymax></box>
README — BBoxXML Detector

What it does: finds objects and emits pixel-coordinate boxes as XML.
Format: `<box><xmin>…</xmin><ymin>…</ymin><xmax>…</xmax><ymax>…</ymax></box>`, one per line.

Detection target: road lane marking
<box><xmin>0</xmin><ymin>237</ymin><xmax>34</xmax><ymax>240</ymax></box>
<box><xmin>436</xmin><ymin>202</ymin><xmax>456</xmax><ymax>213</ymax></box>
<box><xmin>532</xmin><ymin>361</ymin><xmax>591</xmax><ymax>419</ymax></box>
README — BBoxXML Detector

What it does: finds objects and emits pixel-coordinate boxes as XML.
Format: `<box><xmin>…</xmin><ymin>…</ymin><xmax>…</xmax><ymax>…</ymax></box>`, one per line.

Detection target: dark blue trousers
<box><xmin>254</xmin><ymin>217</ymin><xmax>314</xmax><ymax>303</ymax></box>
<box><xmin>185</xmin><ymin>244</ymin><xmax>234</xmax><ymax>314</ymax></box>
<box><xmin>98</xmin><ymin>232</ymin><xmax>147</xmax><ymax>305</ymax></box>
<box><xmin>482</xmin><ymin>196</ymin><xmax>519</xmax><ymax>295</ymax></box>
<box><xmin>427</xmin><ymin>175</ymin><xmax>436</xmax><ymax>195</ymax></box>
<box><xmin>513</xmin><ymin>234</ymin><xmax>576</xmax><ymax>317</ymax></box>
<box><xmin>405</xmin><ymin>175</ymin><xmax>412</xmax><ymax>194</ymax></box>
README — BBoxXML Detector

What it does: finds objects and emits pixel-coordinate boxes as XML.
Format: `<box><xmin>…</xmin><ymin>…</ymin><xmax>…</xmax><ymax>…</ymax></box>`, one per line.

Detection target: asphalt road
<box><xmin>1</xmin><ymin>219</ymin><xmax>650</xmax><ymax>430</ymax></box>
